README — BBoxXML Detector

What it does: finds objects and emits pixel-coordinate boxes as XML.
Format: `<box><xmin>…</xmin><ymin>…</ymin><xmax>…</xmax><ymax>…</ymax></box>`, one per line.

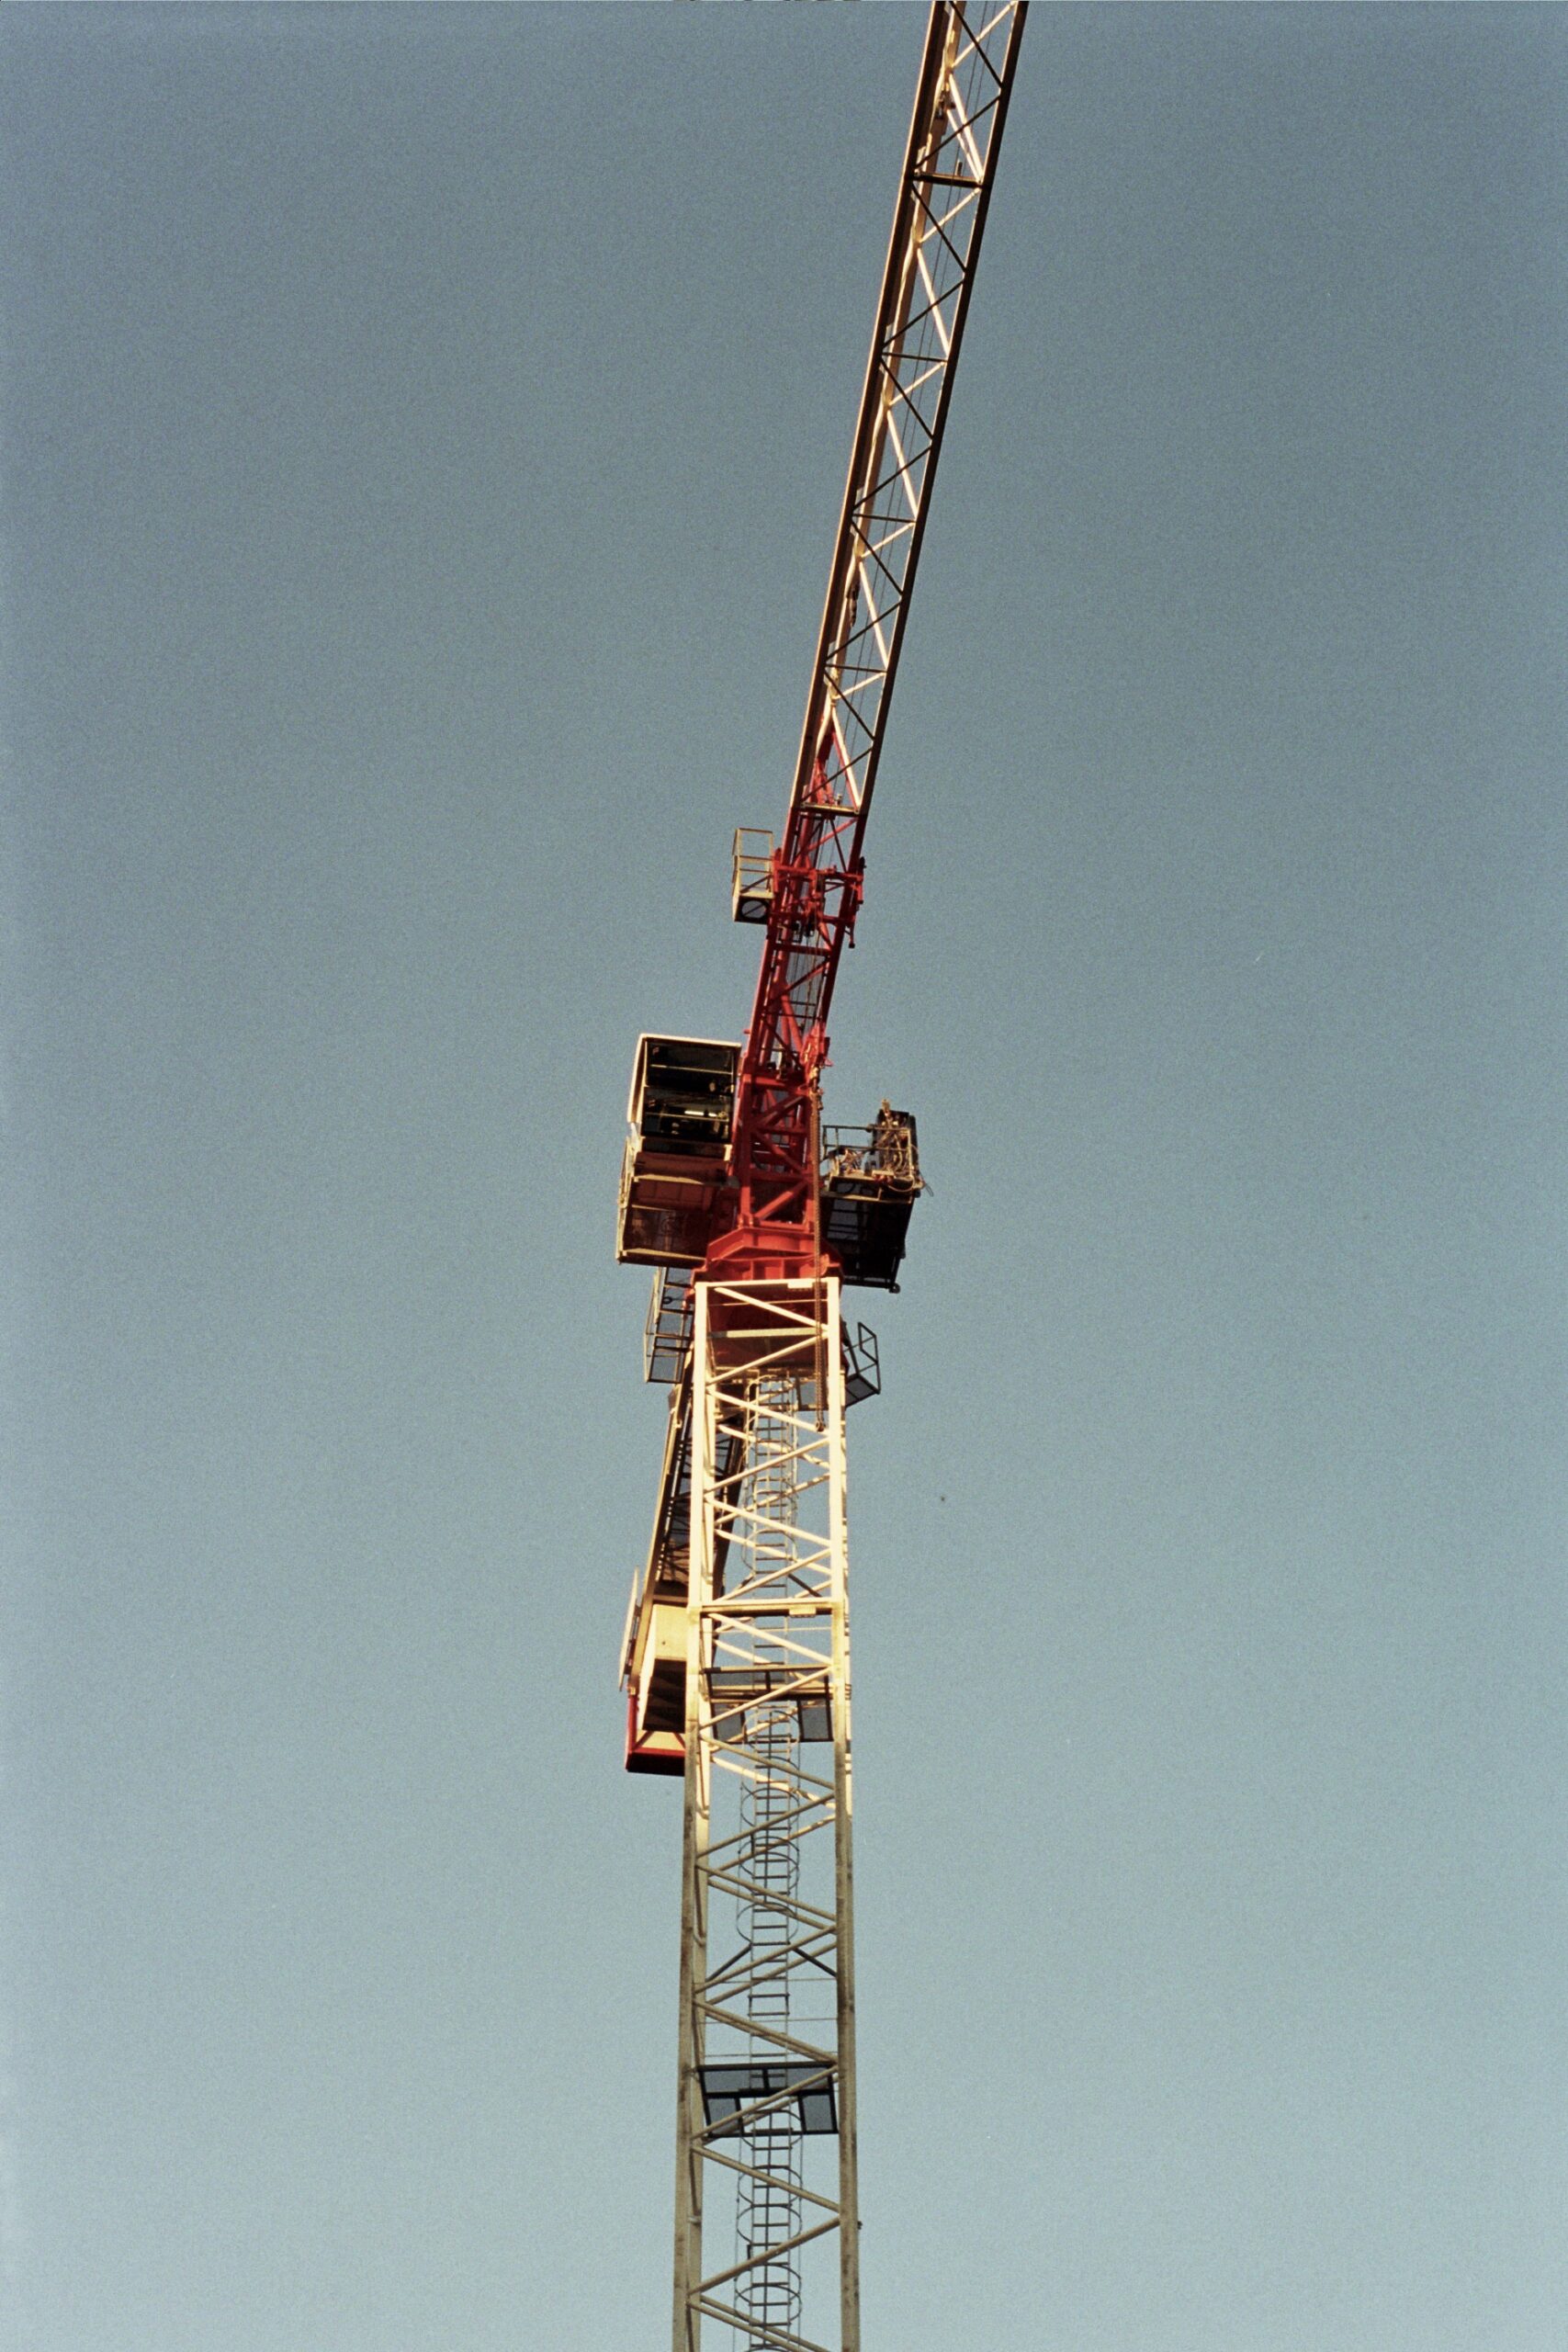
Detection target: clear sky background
<box><xmin>1</xmin><ymin>5</ymin><xmax>1563</xmax><ymax>2348</ymax></box>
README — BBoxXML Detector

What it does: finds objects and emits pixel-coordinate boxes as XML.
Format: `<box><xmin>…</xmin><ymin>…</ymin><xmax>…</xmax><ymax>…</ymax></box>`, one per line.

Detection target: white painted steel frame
<box><xmin>796</xmin><ymin>0</ymin><xmax>1026</xmax><ymax>840</ymax></box>
<box><xmin>743</xmin><ymin>0</ymin><xmax>1028</xmax><ymax>1078</ymax></box>
<box><xmin>673</xmin><ymin>1279</ymin><xmax>856</xmax><ymax>2352</ymax></box>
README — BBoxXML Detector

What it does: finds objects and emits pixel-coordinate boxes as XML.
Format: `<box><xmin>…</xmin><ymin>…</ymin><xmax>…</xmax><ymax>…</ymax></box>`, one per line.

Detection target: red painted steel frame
<box><xmin>707</xmin><ymin>755</ymin><xmax>863</xmax><ymax>1283</ymax></box>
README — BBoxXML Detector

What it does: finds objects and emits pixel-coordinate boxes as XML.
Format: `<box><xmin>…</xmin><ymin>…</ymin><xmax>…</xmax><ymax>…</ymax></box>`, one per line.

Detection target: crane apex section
<box><xmin>617</xmin><ymin>1027</ymin><xmax>923</xmax><ymax>1292</ymax></box>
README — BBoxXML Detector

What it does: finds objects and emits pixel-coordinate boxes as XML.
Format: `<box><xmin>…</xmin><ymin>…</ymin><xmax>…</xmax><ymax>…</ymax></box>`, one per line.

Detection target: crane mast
<box><xmin>613</xmin><ymin>11</ymin><xmax>1025</xmax><ymax>2346</ymax></box>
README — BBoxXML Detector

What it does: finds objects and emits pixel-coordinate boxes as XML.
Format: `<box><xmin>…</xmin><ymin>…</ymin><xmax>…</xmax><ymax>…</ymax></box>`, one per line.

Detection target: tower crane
<box><xmin>613</xmin><ymin>11</ymin><xmax>1025</xmax><ymax>2346</ymax></box>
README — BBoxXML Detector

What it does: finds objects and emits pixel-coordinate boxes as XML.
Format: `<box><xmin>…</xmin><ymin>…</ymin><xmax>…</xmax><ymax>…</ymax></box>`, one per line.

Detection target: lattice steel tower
<box><xmin>613</xmin><ymin>11</ymin><xmax>1026</xmax><ymax>2346</ymax></box>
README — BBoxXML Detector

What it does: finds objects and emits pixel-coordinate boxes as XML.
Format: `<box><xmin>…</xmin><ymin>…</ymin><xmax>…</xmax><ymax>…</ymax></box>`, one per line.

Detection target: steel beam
<box><xmin>673</xmin><ymin>1279</ymin><xmax>855</xmax><ymax>2352</ymax></box>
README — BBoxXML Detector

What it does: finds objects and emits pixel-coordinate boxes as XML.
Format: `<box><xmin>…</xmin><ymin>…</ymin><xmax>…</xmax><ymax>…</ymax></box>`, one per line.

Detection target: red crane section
<box><xmin>714</xmin><ymin>752</ymin><xmax>858</xmax><ymax>1283</ymax></box>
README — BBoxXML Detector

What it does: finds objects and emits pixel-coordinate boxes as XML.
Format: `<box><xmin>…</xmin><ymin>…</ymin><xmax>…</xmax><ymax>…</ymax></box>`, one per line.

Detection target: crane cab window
<box><xmin>629</xmin><ymin>1036</ymin><xmax>739</xmax><ymax>1155</ymax></box>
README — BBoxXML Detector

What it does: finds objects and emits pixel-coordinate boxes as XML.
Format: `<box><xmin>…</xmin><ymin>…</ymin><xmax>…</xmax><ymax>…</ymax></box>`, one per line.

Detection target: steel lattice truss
<box><xmin>617</xmin><ymin>11</ymin><xmax>1028</xmax><ymax>2346</ymax></box>
<box><xmin>745</xmin><ymin>0</ymin><xmax>1027</xmax><ymax>1089</ymax></box>
<box><xmin>675</xmin><ymin>1281</ymin><xmax>857</xmax><ymax>2352</ymax></box>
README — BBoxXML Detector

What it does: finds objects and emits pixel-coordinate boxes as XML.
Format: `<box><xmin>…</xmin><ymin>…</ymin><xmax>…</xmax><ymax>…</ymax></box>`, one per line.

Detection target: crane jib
<box><xmin>726</xmin><ymin>0</ymin><xmax>1027</xmax><ymax>1250</ymax></box>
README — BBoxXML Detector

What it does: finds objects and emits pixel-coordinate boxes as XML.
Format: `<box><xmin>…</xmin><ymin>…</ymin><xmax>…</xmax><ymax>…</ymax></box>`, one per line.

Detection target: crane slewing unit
<box><xmin>612</xmin><ymin>10</ymin><xmax>1025</xmax><ymax>2346</ymax></box>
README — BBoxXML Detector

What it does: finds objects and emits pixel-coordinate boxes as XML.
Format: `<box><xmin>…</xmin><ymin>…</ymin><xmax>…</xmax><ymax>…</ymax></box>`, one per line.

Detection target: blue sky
<box><xmin>1</xmin><ymin>6</ymin><xmax>1563</xmax><ymax>2348</ymax></box>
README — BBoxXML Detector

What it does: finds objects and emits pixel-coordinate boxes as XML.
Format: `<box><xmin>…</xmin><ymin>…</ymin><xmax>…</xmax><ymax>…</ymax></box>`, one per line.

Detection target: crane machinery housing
<box><xmin>613</xmin><ymin>11</ymin><xmax>1025</xmax><ymax>2347</ymax></box>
